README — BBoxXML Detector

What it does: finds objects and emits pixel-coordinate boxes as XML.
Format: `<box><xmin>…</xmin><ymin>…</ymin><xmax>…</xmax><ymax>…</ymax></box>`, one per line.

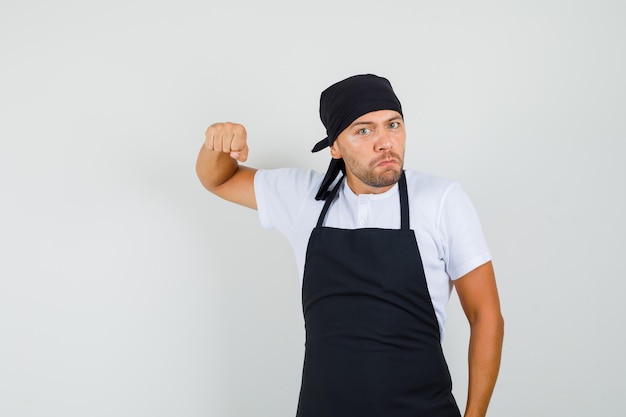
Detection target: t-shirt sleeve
<box><xmin>254</xmin><ymin>168</ymin><xmax>321</xmax><ymax>236</ymax></box>
<box><xmin>439</xmin><ymin>183</ymin><xmax>492</xmax><ymax>280</ymax></box>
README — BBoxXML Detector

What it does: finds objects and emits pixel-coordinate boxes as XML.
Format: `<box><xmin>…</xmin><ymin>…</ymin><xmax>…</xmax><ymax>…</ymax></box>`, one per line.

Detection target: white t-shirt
<box><xmin>254</xmin><ymin>168</ymin><xmax>491</xmax><ymax>340</ymax></box>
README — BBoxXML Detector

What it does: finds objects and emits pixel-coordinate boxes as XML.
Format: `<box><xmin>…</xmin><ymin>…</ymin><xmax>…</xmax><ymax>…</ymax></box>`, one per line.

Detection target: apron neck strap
<box><xmin>398</xmin><ymin>171</ymin><xmax>409</xmax><ymax>230</ymax></box>
<box><xmin>316</xmin><ymin>174</ymin><xmax>344</xmax><ymax>228</ymax></box>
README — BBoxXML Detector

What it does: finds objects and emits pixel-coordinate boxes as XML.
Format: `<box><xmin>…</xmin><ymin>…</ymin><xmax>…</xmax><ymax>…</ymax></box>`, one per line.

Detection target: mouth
<box><xmin>376</xmin><ymin>157</ymin><xmax>400</xmax><ymax>168</ymax></box>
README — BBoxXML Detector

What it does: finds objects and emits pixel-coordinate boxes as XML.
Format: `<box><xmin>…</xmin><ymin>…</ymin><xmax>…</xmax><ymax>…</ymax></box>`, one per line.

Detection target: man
<box><xmin>196</xmin><ymin>74</ymin><xmax>504</xmax><ymax>417</ymax></box>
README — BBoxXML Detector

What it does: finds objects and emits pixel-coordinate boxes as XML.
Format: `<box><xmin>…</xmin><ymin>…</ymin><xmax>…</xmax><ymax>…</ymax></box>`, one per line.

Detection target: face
<box><xmin>330</xmin><ymin>109</ymin><xmax>405</xmax><ymax>195</ymax></box>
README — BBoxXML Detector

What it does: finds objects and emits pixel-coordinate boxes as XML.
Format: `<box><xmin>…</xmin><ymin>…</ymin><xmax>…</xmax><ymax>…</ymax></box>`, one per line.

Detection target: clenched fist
<box><xmin>204</xmin><ymin>122</ymin><xmax>249</xmax><ymax>162</ymax></box>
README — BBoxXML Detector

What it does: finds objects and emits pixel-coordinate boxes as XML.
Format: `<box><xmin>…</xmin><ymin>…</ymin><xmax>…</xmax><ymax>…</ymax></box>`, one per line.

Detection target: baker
<box><xmin>196</xmin><ymin>74</ymin><xmax>504</xmax><ymax>417</ymax></box>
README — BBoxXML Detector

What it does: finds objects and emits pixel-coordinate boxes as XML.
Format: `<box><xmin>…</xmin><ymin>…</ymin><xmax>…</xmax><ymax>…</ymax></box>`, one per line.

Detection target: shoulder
<box><xmin>256</xmin><ymin>167</ymin><xmax>323</xmax><ymax>186</ymax></box>
<box><xmin>404</xmin><ymin>170</ymin><xmax>460</xmax><ymax>201</ymax></box>
<box><xmin>254</xmin><ymin>168</ymin><xmax>325</xmax><ymax>229</ymax></box>
<box><xmin>255</xmin><ymin>167</ymin><xmax>323</xmax><ymax>197</ymax></box>
<box><xmin>404</xmin><ymin>170</ymin><xmax>479</xmax><ymax>229</ymax></box>
<box><xmin>404</xmin><ymin>170</ymin><xmax>491</xmax><ymax>279</ymax></box>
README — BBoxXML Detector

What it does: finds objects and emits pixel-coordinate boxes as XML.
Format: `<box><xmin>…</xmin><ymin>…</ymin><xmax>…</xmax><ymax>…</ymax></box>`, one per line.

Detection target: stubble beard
<box><xmin>345</xmin><ymin>151</ymin><xmax>404</xmax><ymax>189</ymax></box>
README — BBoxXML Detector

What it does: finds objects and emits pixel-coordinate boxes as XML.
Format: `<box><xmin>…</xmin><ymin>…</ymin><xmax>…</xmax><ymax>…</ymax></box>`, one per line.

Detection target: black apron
<box><xmin>296</xmin><ymin>172</ymin><xmax>460</xmax><ymax>417</ymax></box>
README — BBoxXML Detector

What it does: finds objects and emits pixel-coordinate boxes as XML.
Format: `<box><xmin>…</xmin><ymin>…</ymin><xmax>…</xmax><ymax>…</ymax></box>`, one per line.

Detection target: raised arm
<box><xmin>454</xmin><ymin>261</ymin><xmax>504</xmax><ymax>417</ymax></box>
<box><xmin>195</xmin><ymin>122</ymin><xmax>257</xmax><ymax>210</ymax></box>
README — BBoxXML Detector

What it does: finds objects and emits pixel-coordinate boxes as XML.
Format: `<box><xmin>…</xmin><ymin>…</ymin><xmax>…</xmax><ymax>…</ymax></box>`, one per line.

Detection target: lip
<box><xmin>376</xmin><ymin>158</ymin><xmax>399</xmax><ymax>167</ymax></box>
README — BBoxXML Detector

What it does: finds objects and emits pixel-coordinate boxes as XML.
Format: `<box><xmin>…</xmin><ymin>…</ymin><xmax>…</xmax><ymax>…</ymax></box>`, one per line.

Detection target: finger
<box><xmin>229</xmin><ymin>125</ymin><xmax>247</xmax><ymax>153</ymax></box>
<box><xmin>236</xmin><ymin>144</ymin><xmax>249</xmax><ymax>162</ymax></box>
<box><xmin>205</xmin><ymin>123</ymin><xmax>246</xmax><ymax>155</ymax></box>
<box><xmin>229</xmin><ymin>143</ymin><xmax>248</xmax><ymax>162</ymax></box>
<box><xmin>217</xmin><ymin>123</ymin><xmax>237</xmax><ymax>153</ymax></box>
<box><xmin>213</xmin><ymin>129</ymin><xmax>224</xmax><ymax>153</ymax></box>
<box><xmin>221</xmin><ymin>129</ymin><xmax>234</xmax><ymax>153</ymax></box>
<box><xmin>205</xmin><ymin>124</ymin><xmax>226</xmax><ymax>151</ymax></box>
<box><xmin>204</xmin><ymin>127</ymin><xmax>215</xmax><ymax>150</ymax></box>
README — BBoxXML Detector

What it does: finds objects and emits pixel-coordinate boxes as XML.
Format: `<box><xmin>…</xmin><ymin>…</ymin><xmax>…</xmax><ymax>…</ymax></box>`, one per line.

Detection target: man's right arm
<box><xmin>195</xmin><ymin>122</ymin><xmax>258</xmax><ymax>210</ymax></box>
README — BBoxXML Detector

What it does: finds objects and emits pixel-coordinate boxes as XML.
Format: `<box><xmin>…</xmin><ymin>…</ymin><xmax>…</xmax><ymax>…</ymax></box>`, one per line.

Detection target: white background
<box><xmin>1</xmin><ymin>1</ymin><xmax>625</xmax><ymax>416</ymax></box>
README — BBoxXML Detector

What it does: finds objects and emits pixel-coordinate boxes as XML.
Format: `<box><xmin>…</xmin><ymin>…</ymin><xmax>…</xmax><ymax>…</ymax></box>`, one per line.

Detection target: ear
<box><xmin>330</xmin><ymin>142</ymin><xmax>342</xmax><ymax>159</ymax></box>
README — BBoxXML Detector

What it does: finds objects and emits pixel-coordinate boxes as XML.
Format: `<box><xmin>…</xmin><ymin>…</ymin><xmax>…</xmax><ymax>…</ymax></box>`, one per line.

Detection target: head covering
<box><xmin>312</xmin><ymin>74</ymin><xmax>403</xmax><ymax>200</ymax></box>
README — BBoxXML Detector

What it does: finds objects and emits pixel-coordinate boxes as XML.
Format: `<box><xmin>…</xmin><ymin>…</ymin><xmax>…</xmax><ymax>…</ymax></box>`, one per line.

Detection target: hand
<box><xmin>204</xmin><ymin>122</ymin><xmax>249</xmax><ymax>162</ymax></box>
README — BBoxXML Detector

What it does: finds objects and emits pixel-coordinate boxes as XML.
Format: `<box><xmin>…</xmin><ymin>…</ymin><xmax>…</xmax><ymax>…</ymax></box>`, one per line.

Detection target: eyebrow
<box><xmin>349</xmin><ymin>116</ymin><xmax>403</xmax><ymax>128</ymax></box>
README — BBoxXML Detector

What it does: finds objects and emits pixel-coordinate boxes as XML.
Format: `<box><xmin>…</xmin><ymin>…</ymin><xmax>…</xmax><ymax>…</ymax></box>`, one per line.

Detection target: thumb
<box><xmin>230</xmin><ymin>144</ymin><xmax>249</xmax><ymax>162</ymax></box>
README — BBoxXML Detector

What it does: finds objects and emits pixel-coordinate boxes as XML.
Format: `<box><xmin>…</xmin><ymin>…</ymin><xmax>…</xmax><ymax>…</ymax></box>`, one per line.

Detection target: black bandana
<box><xmin>312</xmin><ymin>74</ymin><xmax>403</xmax><ymax>200</ymax></box>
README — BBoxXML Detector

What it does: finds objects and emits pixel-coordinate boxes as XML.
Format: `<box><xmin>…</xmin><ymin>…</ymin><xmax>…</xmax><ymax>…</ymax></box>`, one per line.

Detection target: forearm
<box><xmin>464</xmin><ymin>314</ymin><xmax>504</xmax><ymax>417</ymax></box>
<box><xmin>195</xmin><ymin>145</ymin><xmax>239</xmax><ymax>192</ymax></box>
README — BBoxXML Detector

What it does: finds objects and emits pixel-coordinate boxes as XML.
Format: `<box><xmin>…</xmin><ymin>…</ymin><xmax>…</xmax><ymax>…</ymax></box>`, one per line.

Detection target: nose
<box><xmin>375</xmin><ymin>128</ymin><xmax>393</xmax><ymax>151</ymax></box>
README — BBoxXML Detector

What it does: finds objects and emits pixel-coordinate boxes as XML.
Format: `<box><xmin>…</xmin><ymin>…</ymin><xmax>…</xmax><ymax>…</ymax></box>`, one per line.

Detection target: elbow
<box><xmin>470</xmin><ymin>309</ymin><xmax>505</xmax><ymax>340</ymax></box>
<box><xmin>497</xmin><ymin>313</ymin><xmax>505</xmax><ymax>338</ymax></box>
<box><xmin>492</xmin><ymin>312</ymin><xmax>505</xmax><ymax>344</ymax></box>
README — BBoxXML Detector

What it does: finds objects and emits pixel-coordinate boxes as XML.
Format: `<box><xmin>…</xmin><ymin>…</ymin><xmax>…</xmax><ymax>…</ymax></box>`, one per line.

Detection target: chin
<box><xmin>370</xmin><ymin>168</ymin><xmax>402</xmax><ymax>188</ymax></box>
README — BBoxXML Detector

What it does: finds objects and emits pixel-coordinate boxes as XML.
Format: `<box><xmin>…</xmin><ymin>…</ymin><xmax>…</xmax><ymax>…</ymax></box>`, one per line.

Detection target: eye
<box><xmin>357</xmin><ymin>128</ymin><xmax>371</xmax><ymax>135</ymax></box>
<box><xmin>389</xmin><ymin>121</ymin><xmax>400</xmax><ymax>129</ymax></box>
